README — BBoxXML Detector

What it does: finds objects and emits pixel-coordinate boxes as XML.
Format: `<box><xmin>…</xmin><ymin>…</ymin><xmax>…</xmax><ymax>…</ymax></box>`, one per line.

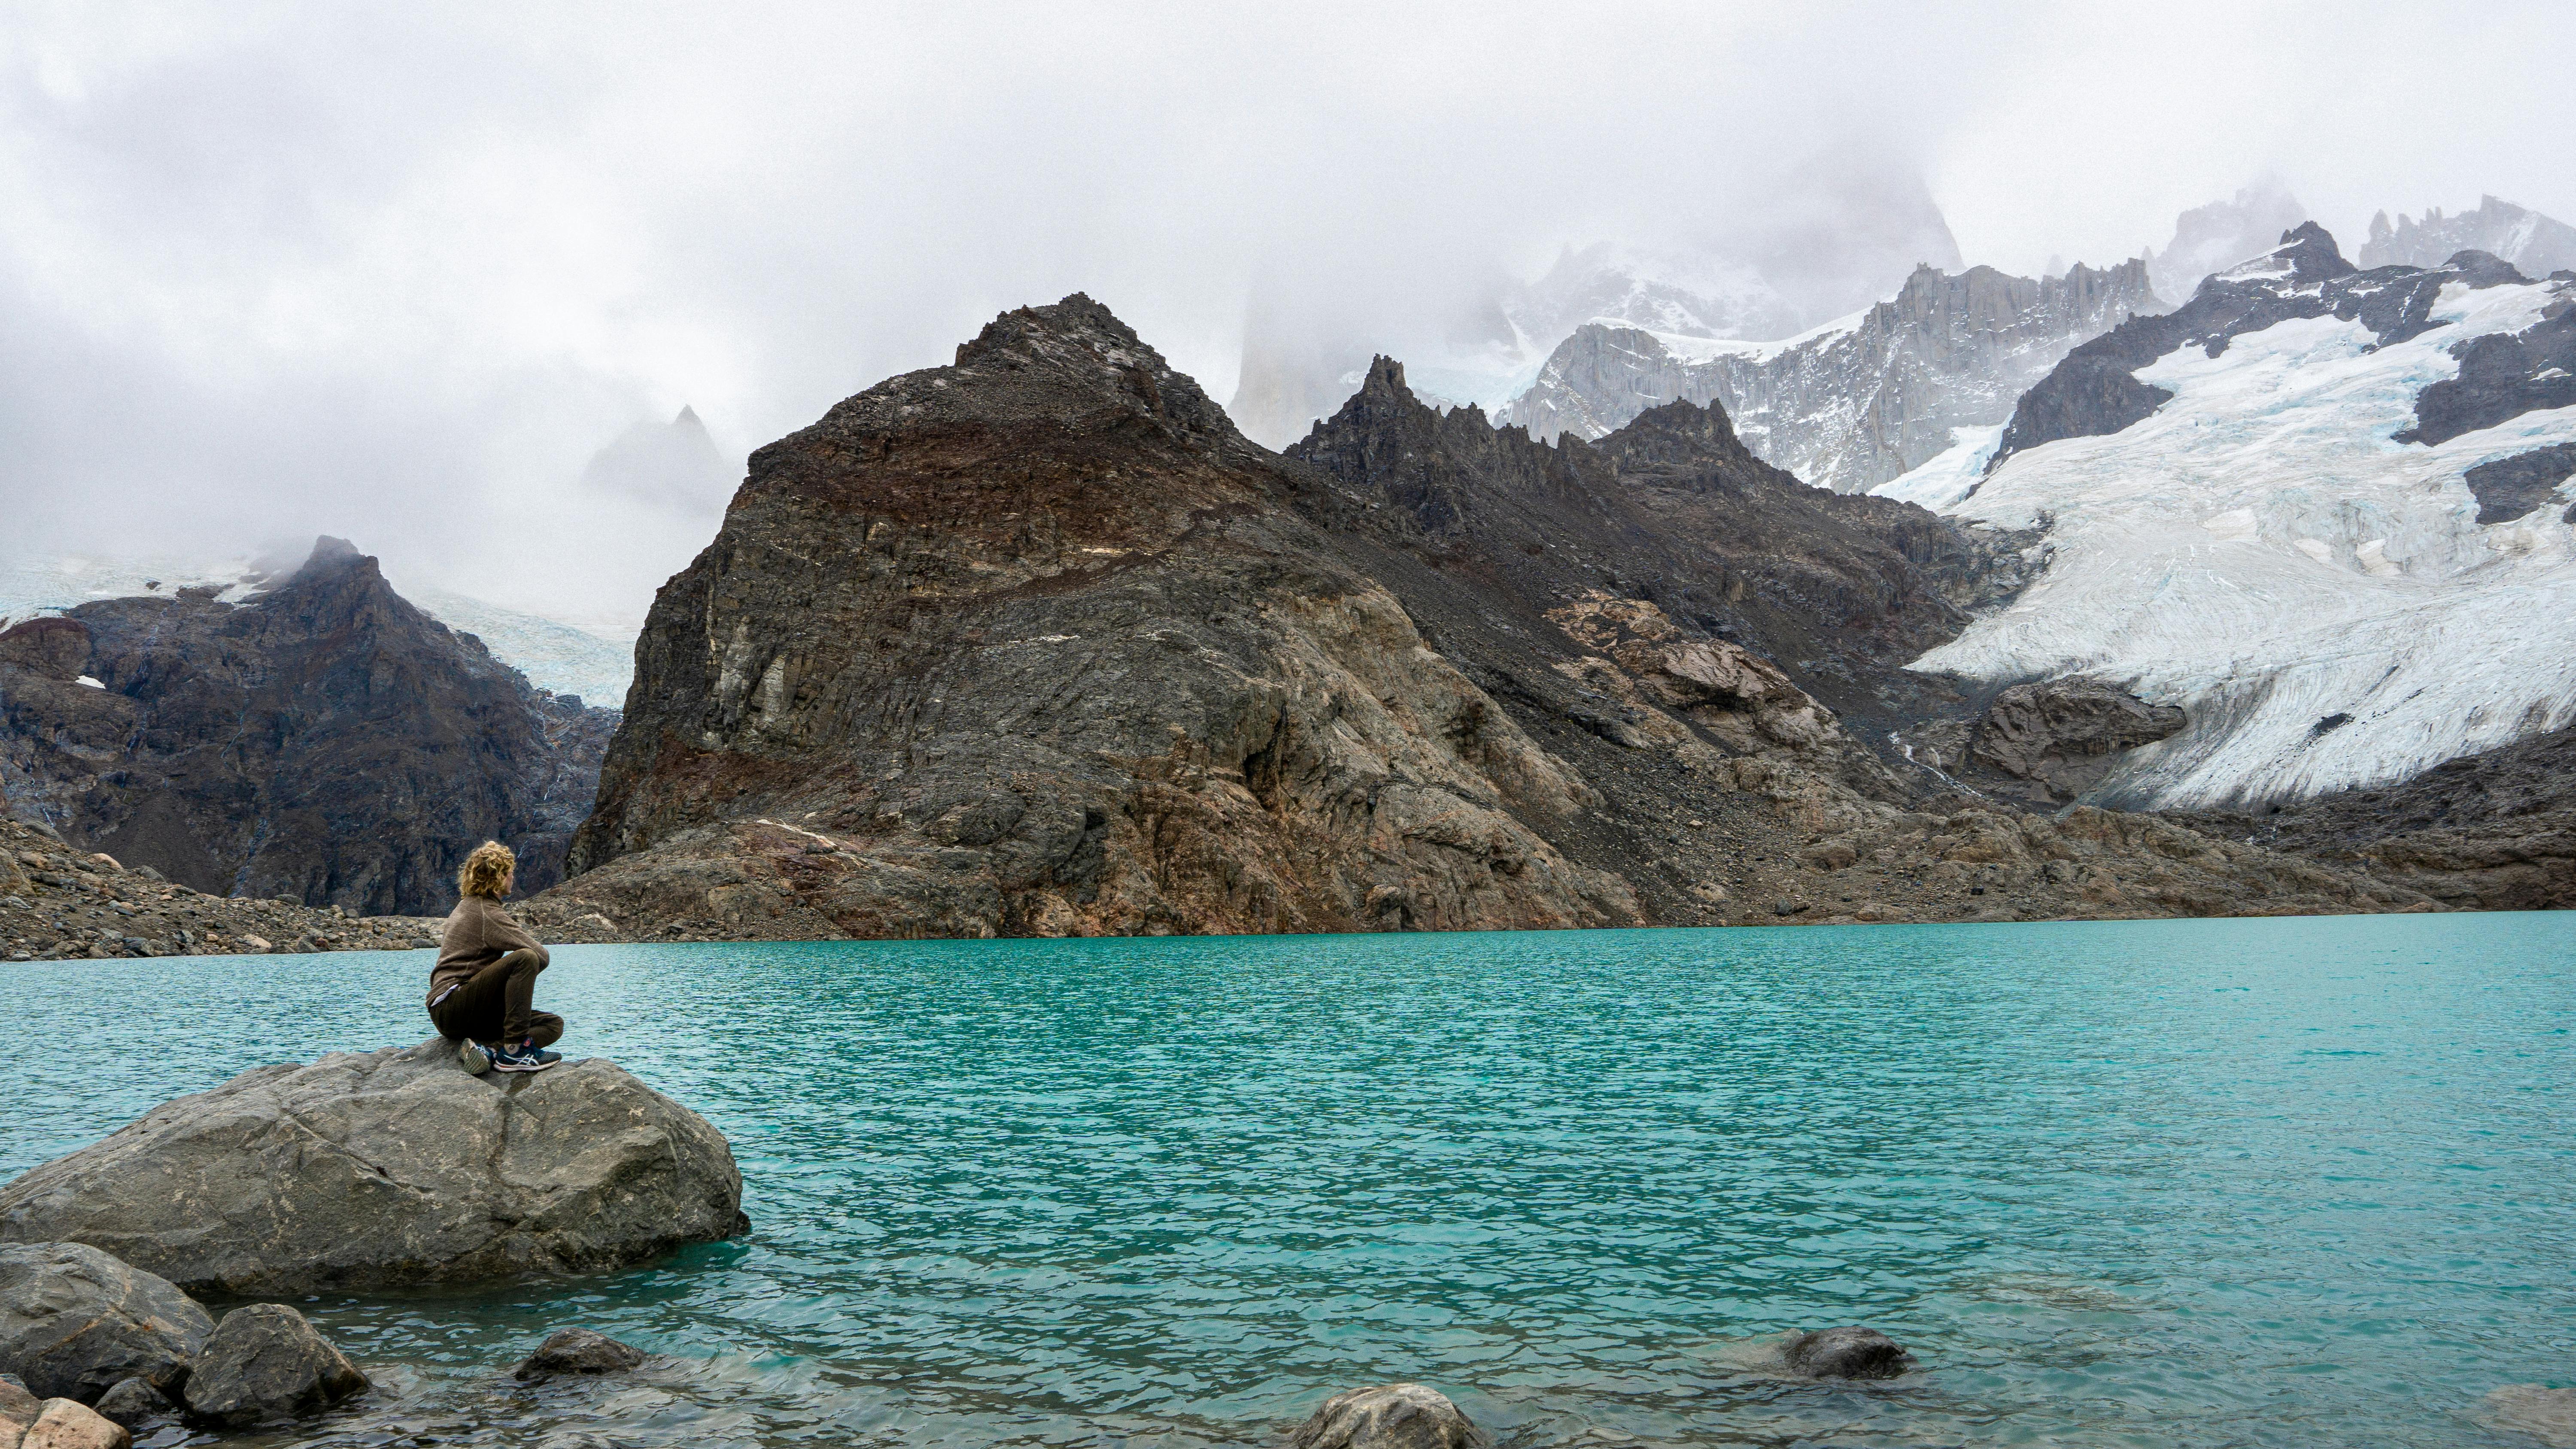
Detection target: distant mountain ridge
<box><xmin>2363</xmin><ymin>195</ymin><xmax>2576</xmax><ymax>278</ymax></box>
<box><xmin>1227</xmin><ymin>171</ymin><xmax>1965</xmax><ymax>447</ymax></box>
<box><xmin>1501</xmin><ymin>258</ymin><xmax>2161</xmax><ymax>493</ymax></box>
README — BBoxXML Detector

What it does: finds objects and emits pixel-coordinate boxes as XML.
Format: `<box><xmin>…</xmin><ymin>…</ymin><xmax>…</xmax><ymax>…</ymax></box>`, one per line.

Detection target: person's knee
<box><xmin>503</xmin><ymin>947</ymin><xmax>548</xmax><ymax>977</ymax></box>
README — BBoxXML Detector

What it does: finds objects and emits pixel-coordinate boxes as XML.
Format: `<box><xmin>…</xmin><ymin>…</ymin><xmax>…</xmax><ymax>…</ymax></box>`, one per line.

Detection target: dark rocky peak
<box><xmin>1588</xmin><ymin>397</ymin><xmax>1765</xmax><ymax>482</ymax></box>
<box><xmin>826</xmin><ymin>291</ymin><xmax>1239</xmax><ymax>452</ymax></box>
<box><xmin>296</xmin><ymin>535</ymin><xmax>367</xmax><ymax>577</ymax></box>
<box><xmin>2272</xmin><ymin>221</ymin><xmax>2356</xmax><ymax>282</ymax></box>
<box><xmin>1289</xmin><ymin>354</ymin><xmax>1603</xmax><ymax>539</ymax></box>
<box><xmin>2440</xmin><ymin>249</ymin><xmax>2530</xmax><ymax>288</ymax></box>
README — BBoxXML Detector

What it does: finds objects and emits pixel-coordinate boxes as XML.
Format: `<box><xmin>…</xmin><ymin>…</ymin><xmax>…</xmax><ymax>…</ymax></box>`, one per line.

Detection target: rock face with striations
<box><xmin>1501</xmin><ymin>260</ymin><xmax>2161</xmax><ymax>492</ymax></box>
<box><xmin>0</xmin><ymin>538</ymin><xmax>616</xmax><ymax>915</ymax></box>
<box><xmin>561</xmin><ymin>295</ymin><xmax>1638</xmax><ymax>938</ymax></box>
<box><xmin>0</xmin><ymin>1040</ymin><xmax>745</xmax><ymax>1295</ymax></box>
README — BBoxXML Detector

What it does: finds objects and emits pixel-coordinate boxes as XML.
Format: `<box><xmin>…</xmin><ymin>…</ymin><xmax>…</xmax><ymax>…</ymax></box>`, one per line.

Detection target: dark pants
<box><xmin>429</xmin><ymin>949</ymin><xmax>564</xmax><ymax>1049</ymax></box>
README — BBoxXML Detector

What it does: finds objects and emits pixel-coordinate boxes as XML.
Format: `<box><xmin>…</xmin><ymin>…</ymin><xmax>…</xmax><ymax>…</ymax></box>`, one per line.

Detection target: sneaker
<box><xmin>456</xmin><ymin>1038</ymin><xmax>494</xmax><ymax>1076</ymax></box>
<box><xmin>490</xmin><ymin>1041</ymin><xmax>559</xmax><ymax>1073</ymax></box>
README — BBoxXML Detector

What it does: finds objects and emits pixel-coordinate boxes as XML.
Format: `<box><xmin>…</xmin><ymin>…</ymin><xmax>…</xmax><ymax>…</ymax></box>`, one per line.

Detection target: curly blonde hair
<box><xmin>458</xmin><ymin>840</ymin><xmax>516</xmax><ymax>900</ymax></box>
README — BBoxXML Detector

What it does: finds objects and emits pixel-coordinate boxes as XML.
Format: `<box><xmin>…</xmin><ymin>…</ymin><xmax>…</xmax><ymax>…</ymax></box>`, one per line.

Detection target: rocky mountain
<box><xmin>2145</xmin><ymin>179</ymin><xmax>2309</xmax><ymax>304</ymax></box>
<box><xmin>1500</xmin><ymin>260</ymin><xmax>2160</xmax><ymax>493</ymax></box>
<box><xmin>0</xmin><ymin>550</ymin><xmax>637</xmax><ymax>705</ymax></box>
<box><xmin>547</xmin><ymin>296</ymin><xmax>2423</xmax><ymax>937</ymax></box>
<box><xmin>1922</xmin><ymin>225</ymin><xmax>2576</xmax><ymax>809</ymax></box>
<box><xmin>2363</xmin><ymin>195</ymin><xmax>2576</xmax><ymax>278</ymax></box>
<box><xmin>0</xmin><ymin>538</ymin><xmax>617</xmax><ymax>914</ymax></box>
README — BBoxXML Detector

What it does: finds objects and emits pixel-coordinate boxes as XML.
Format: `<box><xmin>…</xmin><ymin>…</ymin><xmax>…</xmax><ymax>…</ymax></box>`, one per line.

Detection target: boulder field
<box><xmin>0</xmin><ymin>1040</ymin><xmax>746</xmax><ymax>1296</ymax></box>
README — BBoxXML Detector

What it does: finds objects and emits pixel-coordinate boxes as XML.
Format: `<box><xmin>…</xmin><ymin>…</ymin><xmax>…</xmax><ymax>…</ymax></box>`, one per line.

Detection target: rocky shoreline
<box><xmin>0</xmin><ymin>815</ymin><xmax>619</xmax><ymax>965</ymax></box>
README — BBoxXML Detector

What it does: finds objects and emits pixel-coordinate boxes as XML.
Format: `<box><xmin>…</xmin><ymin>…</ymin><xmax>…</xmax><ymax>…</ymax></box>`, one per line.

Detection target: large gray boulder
<box><xmin>179</xmin><ymin>1303</ymin><xmax>365</xmax><ymax>1427</ymax></box>
<box><xmin>0</xmin><ymin>1244</ymin><xmax>210</xmax><ymax>1403</ymax></box>
<box><xmin>0</xmin><ymin>1041</ymin><xmax>747</xmax><ymax>1294</ymax></box>
<box><xmin>1291</xmin><ymin>1384</ymin><xmax>1485</xmax><ymax>1449</ymax></box>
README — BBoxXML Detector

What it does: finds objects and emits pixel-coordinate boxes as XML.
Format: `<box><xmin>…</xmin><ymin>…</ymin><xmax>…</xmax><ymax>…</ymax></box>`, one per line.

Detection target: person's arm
<box><xmin>489</xmin><ymin>902</ymin><xmax>549</xmax><ymax>966</ymax></box>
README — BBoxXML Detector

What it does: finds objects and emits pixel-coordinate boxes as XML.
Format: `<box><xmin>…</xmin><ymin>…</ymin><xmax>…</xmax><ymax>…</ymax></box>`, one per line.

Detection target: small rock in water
<box><xmin>0</xmin><ymin>1243</ymin><xmax>213</xmax><ymax>1402</ymax></box>
<box><xmin>180</xmin><ymin>1303</ymin><xmax>367</xmax><ymax>1425</ymax></box>
<box><xmin>86</xmin><ymin>1379</ymin><xmax>170</xmax><ymax>1431</ymax></box>
<box><xmin>2483</xmin><ymin>1385</ymin><xmax>2576</xmax><ymax>1448</ymax></box>
<box><xmin>513</xmin><ymin>1327</ymin><xmax>647</xmax><ymax>1380</ymax></box>
<box><xmin>17</xmin><ymin>1397</ymin><xmax>129</xmax><ymax>1449</ymax></box>
<box><xmin>1291</xmin><ymin>1383</ymin><xmax>1486</xmax><ymax>1449</ymax></box>
<box><xmin>1784</xmin><ymin>1325</ymin><xmax>1911</xmax><ymax>1379</ymax></box>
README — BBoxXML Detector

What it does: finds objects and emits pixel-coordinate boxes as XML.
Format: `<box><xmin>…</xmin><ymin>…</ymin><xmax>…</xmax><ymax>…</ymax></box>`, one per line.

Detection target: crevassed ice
<box><xmin>1914</xmin><ymin>280</ymin><xmax>2576</xmax><ymax>807</ymax></box>
<box><xmin>1870</xmin><ymin>425</ymin><xmax>2005</xmax><ymax>511</ymax></box>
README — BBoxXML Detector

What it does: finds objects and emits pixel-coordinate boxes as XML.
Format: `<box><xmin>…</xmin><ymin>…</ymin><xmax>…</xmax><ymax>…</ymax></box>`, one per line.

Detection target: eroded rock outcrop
<box><xmin>0</xmin><ymin>538</ymin><xmax>616</xmax><ymax>915</ymax></box>
<box><xmin>0</xmin><ymin>1041</ymin><xmax>745</xmax><ymax>1295</ymax></box>
<box><xmin>1968</xmin><ymin>679</ymin><xmax>2187</xmax><ymax>803</ymax></box>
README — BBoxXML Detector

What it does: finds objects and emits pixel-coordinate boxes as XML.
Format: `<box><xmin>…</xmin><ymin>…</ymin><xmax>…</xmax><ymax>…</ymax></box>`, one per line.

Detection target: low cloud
<box><xmin>0</xmin><ymin>0</ymin><xmax>2566</xmax><ymax>622</ymax></box>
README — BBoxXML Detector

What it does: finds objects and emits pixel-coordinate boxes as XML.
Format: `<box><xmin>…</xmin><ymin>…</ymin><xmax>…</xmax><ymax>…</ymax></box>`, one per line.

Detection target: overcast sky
<box><xmin>4</xmin><ymin>0</ymin><xmax>2569</xmax><ymax>624</ymax></box>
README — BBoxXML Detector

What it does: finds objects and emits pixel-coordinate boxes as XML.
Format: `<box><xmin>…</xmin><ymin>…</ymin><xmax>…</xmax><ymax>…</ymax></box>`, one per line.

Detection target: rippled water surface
<box><xmin>6</xmin><ymin>914</ymin><xmax>2573</xmax><ymax>1447</ymax></box>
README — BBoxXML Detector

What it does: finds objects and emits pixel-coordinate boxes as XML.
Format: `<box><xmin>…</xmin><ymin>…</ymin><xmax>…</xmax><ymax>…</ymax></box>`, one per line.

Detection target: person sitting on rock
<box><xmin>428</xmin><ymin>840</ymin><xmax>564</xmax><ymax>1075</ymax></box>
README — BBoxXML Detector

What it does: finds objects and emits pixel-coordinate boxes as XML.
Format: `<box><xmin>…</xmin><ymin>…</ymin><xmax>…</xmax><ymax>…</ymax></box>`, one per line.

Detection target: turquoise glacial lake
<box><xmin>5</xmin><ymin>914</ymin><xmax>2572</xmax><ymax>1447</ymax></box>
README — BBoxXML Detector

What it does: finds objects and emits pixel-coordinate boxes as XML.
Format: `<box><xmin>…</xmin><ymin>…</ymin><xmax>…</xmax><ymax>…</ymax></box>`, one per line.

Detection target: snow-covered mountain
<box><xmin>2145</xmin><ymin>179</ymin><xmax>2309</xmax><ymax>305</ymax></box>
<box><xmin>2362</xmin><ymin>195</ymin><xmax>2576</xmax><ymax>278</ymax></box>
<box><xmin>1908</xmin><ymin>224</ymin><xmax>2576</xmax><ymax>809</ymax></box>
<box><xmin>0</xmin><ymin>551</ymin><xmax>635</xmax><ymax>705</ymax></box>
<box><xmin>1500</xmin><ymin>259</ymin><xmax>2160</xmax><ymax>493</ymax></box>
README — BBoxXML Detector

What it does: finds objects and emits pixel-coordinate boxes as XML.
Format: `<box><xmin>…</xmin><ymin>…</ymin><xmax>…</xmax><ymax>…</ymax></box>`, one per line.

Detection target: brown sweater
<box><xmin>428</xmin><ymin>894</ymin><xmax>545</xmax><ymax>1008</ymax></box>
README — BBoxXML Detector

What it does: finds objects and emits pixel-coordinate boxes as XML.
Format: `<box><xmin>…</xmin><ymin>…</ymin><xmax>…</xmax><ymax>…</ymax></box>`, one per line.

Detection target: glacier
<box><xmin>1914</xmin><ymin>278</ymin><xmax>2576</xmax><ymax>808</ymax></box>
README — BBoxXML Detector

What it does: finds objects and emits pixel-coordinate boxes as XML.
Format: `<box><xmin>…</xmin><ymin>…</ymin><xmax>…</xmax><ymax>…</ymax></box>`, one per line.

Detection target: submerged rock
<box><xmin>84</xmin><ymin>1380</ymin><xmax>168</xmax><ymax>1432</ymax></box>
<box><xmin>1783</xmin><ymin>1325</ymin><xmax>1911</xmax><ymax>1379</ymax></box>
<box><xmin>513</xmin><ymin>1327</ymin><xmax>647</xmax><ymax>1380</ymax></box>
<box><xmin>1290</xmin><ymin>1383</ymin><xmax>1485</xmax><ymax>1449</ymax></box>
<box><xmin>0</xmin><ymin>1243</ymin><xmax>210</xmax><ymax>1402</ymax></box>
<box><xmin>2483</xmin><ymin>1385</ymin><xmax>2576</xmax><ymax>1448</ymax></box>
<box><xmin>0</xmin><ymin>1040</ymin><xmax>747</xmax><ymax>1295</ymax></box>
<box><xmin>179</xmin><ymin>1303</ymin><xmax>366</xmax><ymax>1426</ymax></box>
